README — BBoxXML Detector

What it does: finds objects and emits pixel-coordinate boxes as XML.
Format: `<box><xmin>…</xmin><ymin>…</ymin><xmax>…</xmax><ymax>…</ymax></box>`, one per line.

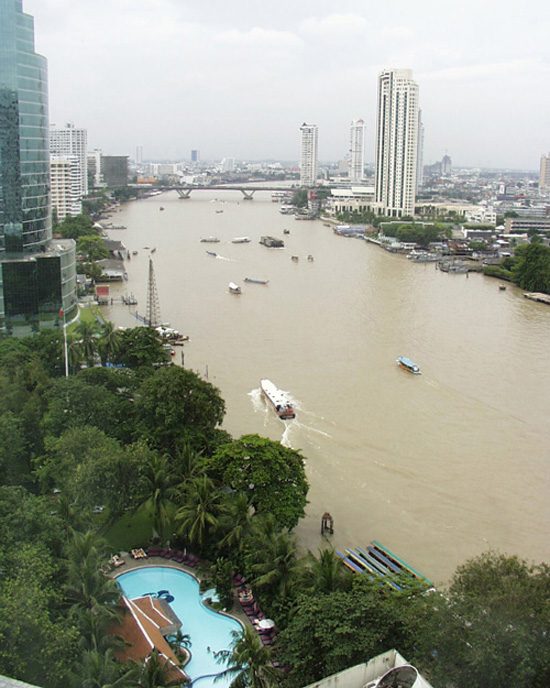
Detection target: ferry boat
<box><xmin>396</xmin><ymin>356</ymin><xmax>421</xmax><ymax>374</ymax></box>
<box><xmin>228</xmin><ymin>282</ymin><xmax>241</xmax><ymax>294</ymax></box>
<box><xmin>260</xmin><ymin>379</ymin><xmax>296</xmax><ymax>420</ymax></box>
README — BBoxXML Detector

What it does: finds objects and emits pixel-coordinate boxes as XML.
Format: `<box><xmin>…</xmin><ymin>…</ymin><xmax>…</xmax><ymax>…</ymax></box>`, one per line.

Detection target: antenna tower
<box><xmin>145</xmin><ymin>257</ymin><xmax>161</xmax><ymax>327</ymax></box>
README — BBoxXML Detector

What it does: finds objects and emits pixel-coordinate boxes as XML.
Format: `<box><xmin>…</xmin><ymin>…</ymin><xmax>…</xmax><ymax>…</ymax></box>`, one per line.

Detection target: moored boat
<box><xmin>260</xmin><ymin>379</ymin><xmax>295</xmax><ymax>420</ymax></box>
<box><xmin>231</xmin><ymin>237</ymin><xmax>251</xmax><ymax>243</ymax></box>
<box><xmin>200</xmin><ymin>237</ymin><xmax>220</xmax><ymax>243</ymax></box>
<box><xmin>244</xmin><ymin>278</ymin><xmax>269</xmax><ymax>284</ymax></box>
<box><xmin>228</xmin><ymin>282</ymin><xmax>241</xmax><ymax>294</ymax></box>
<box><xmin>396</xmin><ymin>356</ymin><xmax>421</xmax><ymax>374</ymax></box>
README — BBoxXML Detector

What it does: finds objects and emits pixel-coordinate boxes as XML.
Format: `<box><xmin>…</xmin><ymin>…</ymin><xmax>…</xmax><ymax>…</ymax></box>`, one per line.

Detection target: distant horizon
<box><xmin>24</xmin><ymin>0</ymin><xmax>549</xmax><ymax>170</ymax></box>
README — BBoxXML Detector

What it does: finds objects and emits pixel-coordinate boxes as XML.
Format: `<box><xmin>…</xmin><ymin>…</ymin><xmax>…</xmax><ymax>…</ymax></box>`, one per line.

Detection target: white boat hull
<box><xmin>260</xmin><ymin>379</ymin><xmax>295</xmax><ymax>420</ymax></box>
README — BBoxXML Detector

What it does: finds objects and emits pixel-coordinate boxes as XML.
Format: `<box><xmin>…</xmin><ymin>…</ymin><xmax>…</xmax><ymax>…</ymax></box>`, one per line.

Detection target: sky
<box><xmin>24</xmin><ymin>0</ymin><xmax>550</xmax><ymax>169</ymax></box>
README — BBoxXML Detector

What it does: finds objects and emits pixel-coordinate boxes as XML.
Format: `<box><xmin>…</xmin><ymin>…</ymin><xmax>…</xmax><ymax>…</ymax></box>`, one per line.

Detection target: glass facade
<box><xmin>0</xmin><ymin>0</ymin><xmax>51</xmax><ymax>255</ymax></box>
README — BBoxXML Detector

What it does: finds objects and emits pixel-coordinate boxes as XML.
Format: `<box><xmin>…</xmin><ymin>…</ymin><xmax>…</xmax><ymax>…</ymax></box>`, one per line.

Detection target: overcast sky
<box><xmin>24</xmin><ymin>0</ymin><xmax>549</xmax><ymax>169</ymax></box>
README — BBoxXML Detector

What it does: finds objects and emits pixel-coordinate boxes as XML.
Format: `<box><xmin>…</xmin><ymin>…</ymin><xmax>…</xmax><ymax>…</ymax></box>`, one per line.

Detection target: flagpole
<box><xmin>61</xmin><ymin>308</ymin><xmax>69</xmax><ymax>377</ymax></box>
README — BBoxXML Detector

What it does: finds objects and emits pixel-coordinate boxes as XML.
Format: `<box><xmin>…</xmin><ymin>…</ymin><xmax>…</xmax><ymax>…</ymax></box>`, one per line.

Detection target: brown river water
<box><xmin>102</xmin><ymin>190</ymin><xmax>550</xmax><ymax>586</ymax></box>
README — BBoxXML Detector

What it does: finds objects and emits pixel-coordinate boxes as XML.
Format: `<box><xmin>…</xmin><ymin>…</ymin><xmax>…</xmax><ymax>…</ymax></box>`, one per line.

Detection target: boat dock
<box><xmin>336</xmin><ymin>541</ymin><xmax>434</xmax><ymax>591</ymax></box>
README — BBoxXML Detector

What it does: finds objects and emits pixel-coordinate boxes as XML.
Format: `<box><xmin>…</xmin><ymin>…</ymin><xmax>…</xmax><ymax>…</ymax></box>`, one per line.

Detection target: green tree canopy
<box><xmin>135</xmin><ymin>366</ymin><xmax>226</xmax><ymax>454</ymax></box>
<box><xmin>512</xmin><ymin>242</ymin><xmax>550</xmax><ymax>294</ymax></box>
<box><xmin>205</xmin><ymin>434</ymin><xmax>309</xmax><ymax>531</ymax></box>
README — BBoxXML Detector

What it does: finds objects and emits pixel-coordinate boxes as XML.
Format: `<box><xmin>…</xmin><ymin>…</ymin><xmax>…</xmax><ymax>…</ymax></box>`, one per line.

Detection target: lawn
<box><xmin>67</xmin><ymin>303</ymin><xmax>105</xmax><ymax>334</ymax></box>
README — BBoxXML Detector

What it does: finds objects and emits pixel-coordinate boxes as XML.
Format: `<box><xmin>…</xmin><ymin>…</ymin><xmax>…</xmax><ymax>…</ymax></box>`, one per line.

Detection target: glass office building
<box><xmin>0</xmin><ymin>1</ymin><xmax>76</xmax><ymax>330</ymax></box>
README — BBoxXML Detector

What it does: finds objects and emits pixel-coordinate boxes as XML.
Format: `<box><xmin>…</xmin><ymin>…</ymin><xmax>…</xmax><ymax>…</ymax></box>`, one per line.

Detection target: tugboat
<box><xmin>260</xmin><ymin>379</ymin><xmax>296</xmax><ymax>420</ymax></box>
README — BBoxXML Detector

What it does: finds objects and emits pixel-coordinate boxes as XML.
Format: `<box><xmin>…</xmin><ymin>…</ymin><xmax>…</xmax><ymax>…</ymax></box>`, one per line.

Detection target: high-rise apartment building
<box><xmin>50</xmin><ymin>156</ymin><xmax>82</xmax><ymax>220</ymax></box>
<box><xmin>300</xmin><ymin>123</ymin><xmax>318</xmax><ymax>187</ymax></box>
<box><xmin>416</xmin><ymin>110</ymin><xmax>424</xmax><ymax>193</ymax></box>
<box><xmin>50</xmin><ymin>122</ymin><xmax>88</xmax><ymax>197</ymax></box>
<box><xmin>540</xmin><ymin>153</ymin><xmax>550</xmax><ymax>190</ymax></box>
<box><xmin>374</xmin><ymin>69</ymin><xmax>419</xmax><ymax>217</ymax></box>
<box><xmin>0</xmin><ymin>0</ymin><xmax>76</xmax><ymax>330</ymax></box>
<box><xmin>191</xmin><ymin>149</ymin><xmax>200</xmax><ymax>163</ymax></box>
<box><xmin>349</xmin><ymin>119</ymin><xmax>365</xmax><ymax>183</ymax></box>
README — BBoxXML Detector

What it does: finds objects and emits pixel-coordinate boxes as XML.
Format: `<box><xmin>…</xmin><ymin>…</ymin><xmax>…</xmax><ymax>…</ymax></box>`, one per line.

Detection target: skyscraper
<box><xmin>374</xmin><ymin>69</ymin><xmax>419</xmax><ymax>217</ymax></box>
<box><xmin>416</xmin><ymin>110</ymin><xmax>424</xmax><ymax>193</ymax></box>
<box><xmin>300</xmin><ymin>123</ymin><xmax>318</xmax><ymax>187</ymax></box>
<box><xmin>349</xmin><ymin>119</ymin><xmax>365</xmax><ymax>183</ymax></box>
<box><xmin>540</xmin><ymin>153</ymin><xmax>550</xmax><ymax>190</ymax></box>
<box><xmin>0</xmin><ymin>0</ymin><xmax>76</xmax><ymax>330</ymax></box>
<box><xmin>0</xmin><ymin>0</ymin><xmax>50</xmax><ymax>253</ymax></box>
<box><xmin>50</xmin><ymin>122</ymin><xmax>88</xmax><ymax>197</ymax></box>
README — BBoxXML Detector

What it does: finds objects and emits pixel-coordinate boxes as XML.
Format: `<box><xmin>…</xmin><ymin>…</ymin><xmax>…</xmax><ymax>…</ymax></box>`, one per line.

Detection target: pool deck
<box><xmin>111</xmin><ymin>550</ymin><xmax>251</xmax><ymax>627</ymax></box>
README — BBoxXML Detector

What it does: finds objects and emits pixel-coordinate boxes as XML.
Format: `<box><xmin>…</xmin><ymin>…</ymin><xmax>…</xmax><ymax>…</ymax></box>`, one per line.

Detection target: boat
<box><xmin>260</xmin><ymin>379</ymin><xmax>296</xmax><ymax>420</ymax></box>
<box><xmin>159</xmin><ymin>207</ymin><xmax>165</xmax><ymax>211</ymax></box>
<box><xmin>215</xmin><ymin>210</ymin><xmax>224</xmax><ymax>214</ymax></box>
<box><xmin>200</xmin><ymin>237</ymin><xmax>220</xmax><ymax>243</ymax></box>
<box><xmin>291</xmin><ymin>255</ymin><xmax>299</xmax><ymax>262</ymax></box>
<box><xmin>231</xmin><ymin>237</ymin><xmax>251</xmax><ymax>243</ymax></box>
<box><xmin>283</xmin><ymin>229</ymin><xmax>290</xmax><ymax>235</ymax></box>
<box><xmin>205</xmin><ymin>250</ymin><xmax>217</xmax><ymax>257</ymax></box>
<box><xmin>396</xmin><ymin>356</ymin><xmax>421</xmax><ymax>375</ymax></box>
<box><xmin>228</xmin><ymin>282</ymin><xmax>241</xmax><ymax>294</ymax></box>
<box><xmin>259</xmin><ymin>236</ymin><xmax>284</xmax><ymax>248</ymax></box>
<box><xmin>499</xmin><ymin>285</ymin><xmax>507</xmax><ymax>291</ymax></box>
<box><xmin>151</xmin><ymin>247</ymin><xmax>156</xmax><ymax>253</ymax></box>
<box><xmin>244</xmin><ymin>278</ymin><xmax>269</xmax><ymax>285</ymax></box>
<box><xmin>132</xmin><ymin>250</ymin><xmax>138</xmax><ymax>256</ymax></box>
<box><xmin>279</xmin><ymin>205</ymin><xmax>294</xmax><ymax>215</ymax></box>
<box><xmin>307</xmin><ymin>255</ymin><xmax>314</xmax><ymax>262</ymax></box>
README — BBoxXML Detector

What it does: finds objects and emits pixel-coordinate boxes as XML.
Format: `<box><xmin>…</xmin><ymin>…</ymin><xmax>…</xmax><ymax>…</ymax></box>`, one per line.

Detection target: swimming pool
<box><xmin>117</xmin><ymin>566</ymin><xmax>243</xmax><ymax>688</ymax></box>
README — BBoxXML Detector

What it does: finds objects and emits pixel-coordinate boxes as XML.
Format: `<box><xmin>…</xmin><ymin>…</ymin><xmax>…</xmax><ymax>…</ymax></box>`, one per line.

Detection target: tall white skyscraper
<box><xmin>374</xmin><ymin>69</ymin><xmax>419</xmax><ymax>217</ymax></box>
<box><xmin>416</xmin><ymin>110</ymin><xmax>424</xmax><ymax>193</ymax></box>
<box><xmin>50</xmin><ymin>156</ymin><xmax>82</xmax><ymax>220</ymax></box>
<box><xmin>50</xmin><ymin>122</ymin><xmax>88</xmax><ymax>197</ymax></box>
<box><xmin>349</xmin><ymin>119</ymin><xmax>365</xmax><ymax>183</ymax></box>
<box><xmin>540</xmin><ymin>153</ymin><xmax>550</xmax><ymax>190</ymax></box>
<box><xmin>300</xmin><ymin>123</ymin><xmax>318</xmax><ymax>187</ymax></box>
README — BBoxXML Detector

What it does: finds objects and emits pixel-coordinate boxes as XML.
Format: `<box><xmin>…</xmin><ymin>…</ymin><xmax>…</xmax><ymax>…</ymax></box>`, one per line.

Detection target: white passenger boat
<box><xmin>260</xmin><ymin>379</ymin><xmax>296</xmax><ymax>420</ymax></box>
<box><xmin>231</xmin><ymin>237</ymin><xmax>251</xmax><ymax>243</ymax></box>
<box><xmin>228</xmin><ymin>282</ymin><xmax>241</xmax><ymax>294</ymax></box>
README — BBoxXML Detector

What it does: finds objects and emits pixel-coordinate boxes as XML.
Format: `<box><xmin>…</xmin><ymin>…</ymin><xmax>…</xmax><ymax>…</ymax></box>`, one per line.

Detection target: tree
<box><xmin>302</xmin><ymin>548</ymin><xmax>353</xmax><ymax>594</ymax></box>
<box><xmin>75</xmin><ymin>320</ymin><xmax>99</xmax><ymax>367</ymax></box>
<box><xmin>115</xmin><ymin>327</ymin><xmax>169</xmax><ymax>369</ymax></box>
<box><xmin>216</xmin><ymin>625</ymin><xmax>283</xmax><ymax>688</ymax></box>
<box><xmin>138</xmin><ymin>453</ymin><xmax>179</xmax><ymax>541</ymax></box>
<box><xmin>135</xmin><ymin>366</ymin><xmax>226</xmax><ymax>454</ymax></box>
<box><xmin>205</xmin><ymin>435</ymin><xmax>309</xmax><ymax>531</ymax></box>
<box><xmin>77</xmin><ymin>235</ymin><xmax>109</xmax><ymax>262</ymax></box>
<box><xmin>415</xmin><ymin>552</ymin><xmax>550</xmax><ymax>688</ymax></box>
<box><xmin>97</xmin><ymin>321</ymin><xmax>124</xmax><ymax>365</ymax></box>
<box><xmin>512</xmin><ymin>243</ymin><xmax>550</xmax><ymax>294</ymax></box>
<box><xmin>175</xmin><ymin>474</ymin><xmax>226</xmax><ymax>552</ymax></box>
<box><xmin>134</xmin><ymin>648</ymin><xmax>186</xmax><ymax>687</ymax></box>
<box><xmin>277</xmin><ymin>577</ymin><xmax>419</xmax><ymax>688</ymax></box>
<box><xmin>69</xmin><ymin>648</ymin><xmax>138</xmax><ymax>688</ymax></box>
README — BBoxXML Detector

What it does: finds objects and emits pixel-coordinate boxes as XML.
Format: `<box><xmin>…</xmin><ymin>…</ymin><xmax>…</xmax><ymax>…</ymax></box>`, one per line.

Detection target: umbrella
<box><xmin>258</xmin><ymin>618</ymin><xmax>275</xmax><ymax>630</ymax></box>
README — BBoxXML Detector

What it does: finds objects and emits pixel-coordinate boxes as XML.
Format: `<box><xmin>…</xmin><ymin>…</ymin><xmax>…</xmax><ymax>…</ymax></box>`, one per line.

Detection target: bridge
<box><xmin>160</xmin><ymin>185</ymin><xmax>296</xmax><ymax>200</ymax></box>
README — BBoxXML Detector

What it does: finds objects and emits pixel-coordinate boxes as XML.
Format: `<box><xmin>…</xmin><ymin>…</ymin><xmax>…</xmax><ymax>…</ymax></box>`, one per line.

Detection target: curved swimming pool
<box><xmin>117</xmin><ymin>566</ymin><xmax>243</xmax><ymax>688</ymax></box>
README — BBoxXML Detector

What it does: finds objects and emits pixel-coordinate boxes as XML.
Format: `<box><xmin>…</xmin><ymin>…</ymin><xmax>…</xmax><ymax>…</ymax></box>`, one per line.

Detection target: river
<box><xmin>102</xmin><ymin>190</ymin><xmax>550</xmax><ymax>586</ymax></box>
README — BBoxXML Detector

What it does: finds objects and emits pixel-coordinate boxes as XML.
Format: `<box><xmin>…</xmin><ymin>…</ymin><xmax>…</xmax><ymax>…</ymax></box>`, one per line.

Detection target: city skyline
<box><xmin>24</xmin><ymin>0</ymin><xmax>549</xmax><ymax>170</ymax></box>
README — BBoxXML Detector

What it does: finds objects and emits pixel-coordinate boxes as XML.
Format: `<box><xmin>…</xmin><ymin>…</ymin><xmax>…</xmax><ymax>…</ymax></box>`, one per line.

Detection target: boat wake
<box><xmin>248</xmin><ymin>387</ymin><xmax>333</xmax><ymax>450</ymax></box>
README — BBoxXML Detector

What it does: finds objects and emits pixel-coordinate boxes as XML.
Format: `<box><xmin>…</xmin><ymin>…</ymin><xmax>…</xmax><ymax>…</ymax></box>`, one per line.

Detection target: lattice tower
<box><xmin>145</xmin><ymin>257</ymin><xmax>162</xmax><ymax>327</ymax></box>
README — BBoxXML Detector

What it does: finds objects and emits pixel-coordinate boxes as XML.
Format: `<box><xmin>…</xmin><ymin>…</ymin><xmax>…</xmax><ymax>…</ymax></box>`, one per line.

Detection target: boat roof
<box><xmin>398</xmin><ymin>356</ymin><xmax>418</xmax><ymax>367</ymax></box>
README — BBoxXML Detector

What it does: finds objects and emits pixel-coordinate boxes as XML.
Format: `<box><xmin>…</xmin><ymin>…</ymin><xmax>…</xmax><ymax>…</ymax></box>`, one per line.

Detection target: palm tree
<box><xmin>69</xmin><ymin>647</ymin><xmax>138</xmax><ymax>688</ymax></box>
<box><xmin>98</xmin><ymin>321</ymin><xmax>123</xmax><ymax>365</ymax></box>
<box><xmin>250</xmin><ymin>531</ymin><xmax>303</xmax><ymax>601</ymax></box>
<box><xmin>175</xmin><ymin>475</ymin><xmax>226</xmax><ymax>551</ymax></box>
<box><xmin>136</xmin><ymin>649</ymin><xmax>187</xmax><ymax>687</ymax></box>
<box><xmin>64</xmin><ymin>529</ymin><xmax>121</xmax><ymax>617</ymax></box>
<box><xmin>215</xmin><ymin>625</ymin><xmax>283</xmax><ymax>688</ymax></box>
<box><xmin>140</xmin><ymin>454</ymin><xmax>179</xmax><ymax>541</ymax></box>
<box><xmin>219</xmin><ymin>491</ymin><xmax>257</xmax><ymax>556</ymax></box>
<box><xmin>302</xmin><ymin>548</ymin><xmax>353</xmax><ymax>594</ymax></box>
<box><xmin>75</xmin><ymin>320</ymin><xmax>99</xmax><ymax>368</ymax></box>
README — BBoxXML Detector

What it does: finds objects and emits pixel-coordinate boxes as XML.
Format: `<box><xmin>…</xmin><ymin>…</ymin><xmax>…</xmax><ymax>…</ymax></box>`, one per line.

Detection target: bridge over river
<box><xmin>157</xmin><ymin>185</ymin><xmax>304</xmax><ymax>200</ymax></box>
